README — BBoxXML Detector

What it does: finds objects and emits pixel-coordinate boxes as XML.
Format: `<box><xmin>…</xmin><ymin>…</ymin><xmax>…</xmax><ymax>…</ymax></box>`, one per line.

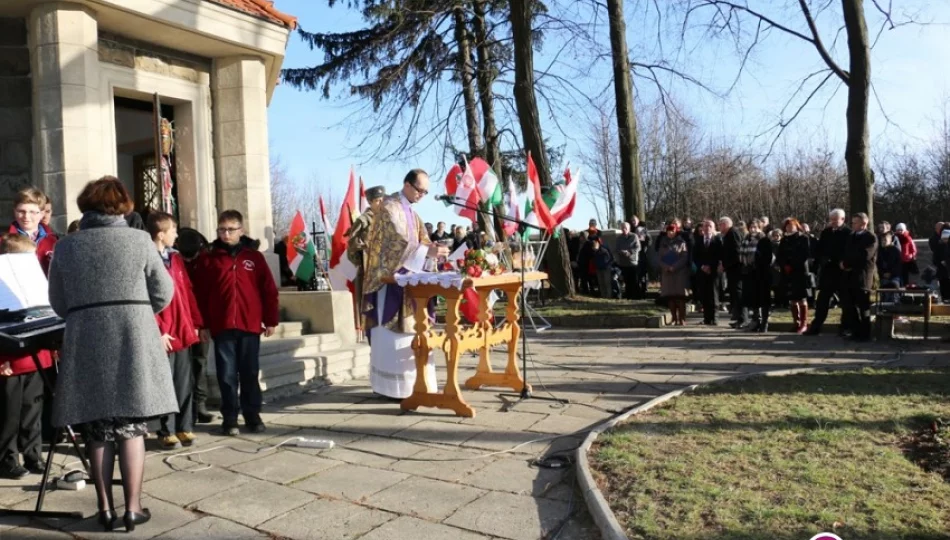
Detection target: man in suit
<box><xmin>693</xmin><ymin>219</ymin><xmax>722</xmax><ymax>325</ymax></box>
<box><xmin>718</xmin><ymin>217</ymin><xmax>744</xmax><ymax>327</ymax></box>
<box><xmin>841</xmin><ymin>212</ymin><xmax>877</xmax><ymax>341</ymax></box>
<box><xmin>805</xmin><ymin>208</ymin><xmax>851</xmax><ymax>335</ymax></box>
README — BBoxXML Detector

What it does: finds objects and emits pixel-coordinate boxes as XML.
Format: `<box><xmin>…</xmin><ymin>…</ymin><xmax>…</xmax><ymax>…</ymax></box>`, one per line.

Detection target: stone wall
<box><xmin>0</xmin><ymin>18</ymin><xmax>33</xmax><ymax>212</ymax></box>
<box><xmin>98</xmin><ymin>32</ymin><xmax>211</xmax><ymax>83</ymax></box>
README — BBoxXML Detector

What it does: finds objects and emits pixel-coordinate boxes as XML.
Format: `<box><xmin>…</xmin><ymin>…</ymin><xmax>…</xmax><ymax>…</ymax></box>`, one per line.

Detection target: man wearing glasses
<box><xmin>362</xmin><ymin>169</ymin><xmax>449</xmax><ymax>399</ymax></box>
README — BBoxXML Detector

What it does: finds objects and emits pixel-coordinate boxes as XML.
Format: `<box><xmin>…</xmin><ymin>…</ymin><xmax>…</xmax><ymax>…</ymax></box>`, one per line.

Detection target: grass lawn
<box><xmin>591</xmin><ymin>368</ymin><xmax>950</xmax><ymax>540</ymax></box>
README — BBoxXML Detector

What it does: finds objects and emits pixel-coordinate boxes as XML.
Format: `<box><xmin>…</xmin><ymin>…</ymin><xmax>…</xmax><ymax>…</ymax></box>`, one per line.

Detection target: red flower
<box><xmin>466</xmin><ymin>266</ymin><xmax>477</xmax><ymax>276</ymax></box>
<box><xmin>473</xmin><ymin>266</ymin><xmax>483</xmax><ymax>278</ymax></box>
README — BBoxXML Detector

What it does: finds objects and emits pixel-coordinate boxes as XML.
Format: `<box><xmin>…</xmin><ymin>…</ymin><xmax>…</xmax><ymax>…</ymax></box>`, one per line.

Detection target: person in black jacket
<box><xmin>841</xmin><ymin>213</ymin><xmax>878</xmax><ymax>341</ymax></box>
<box><xmin>877</xmin><ymin>231</ymin><xmax>902</xmax><ymax>301</ymax></box>
<box><xmin>930</xmin><ymin>222</ymin><xmax>950</xmax><ymax>302</ymax></box>
<box><xmin>739</xmin><ymin>219</ymin><xmax>773</xmax><ymax>332</ymax></box>
<box><xmin>718</xmin><ymin>217</ymin><xmax>744</xmax><ymax>327</ymax></box>
<box><xmin>805</xmin><ymin>209</ymin><xmax>852</xmax><ymax>335</ymax></box>
<box><xmin>693</xmin><ymin>219</ymin><xmax>722</xmax><ymax>325</ymax></box>
<box><xmin>777</xmin><ymin>218</ymin><xmax>813</xmax><ymax>334</ymax></box>
<box><xmin>631</xmin><ymin>215</ymin><xmax>651</xmax><ymax>298</ymax></box>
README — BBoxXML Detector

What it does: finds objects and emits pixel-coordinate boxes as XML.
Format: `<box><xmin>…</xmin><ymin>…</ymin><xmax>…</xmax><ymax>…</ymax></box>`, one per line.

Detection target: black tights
<box><xmin>86</xmin><ymin>436</ymin><xmax>146</xmax><ymax>513</ymax></box>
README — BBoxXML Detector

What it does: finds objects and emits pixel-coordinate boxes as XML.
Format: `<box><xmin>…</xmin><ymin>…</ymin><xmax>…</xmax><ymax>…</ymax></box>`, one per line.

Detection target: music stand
<box><xmin>440</xmin><ymin>196</ymin><xmax>567</xmax><ymax>411</ymax></box>
<box><xmin>0</xmin><ymin>345</ymin><xmax>87</xmax><ymax>520</ymax></box>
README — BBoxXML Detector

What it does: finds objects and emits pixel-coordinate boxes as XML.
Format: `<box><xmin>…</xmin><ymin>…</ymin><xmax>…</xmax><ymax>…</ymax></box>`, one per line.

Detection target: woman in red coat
<box><xmin>894</xmin><ymin>223</ymin><xmax>918</xmax><ymax>286</ymax></box>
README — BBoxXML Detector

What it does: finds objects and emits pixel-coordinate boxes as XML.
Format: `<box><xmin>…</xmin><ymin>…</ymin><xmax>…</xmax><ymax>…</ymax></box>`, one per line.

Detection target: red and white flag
<box><xmin>444</xmin><ymin>160</ymin><xmax>480</xmax><ymax>222</ymax></box>
<box><xmin>328</xmin><ymin>173</ymin><xmax>359</xmax><ymax>292</ymax></box>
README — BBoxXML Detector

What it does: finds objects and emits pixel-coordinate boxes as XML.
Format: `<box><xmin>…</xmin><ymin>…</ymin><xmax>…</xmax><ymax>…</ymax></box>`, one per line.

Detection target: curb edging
<box><xmin>574</xmin><ymin>362</ymin><xmax>889</xmax><ymax>540</ymax></box>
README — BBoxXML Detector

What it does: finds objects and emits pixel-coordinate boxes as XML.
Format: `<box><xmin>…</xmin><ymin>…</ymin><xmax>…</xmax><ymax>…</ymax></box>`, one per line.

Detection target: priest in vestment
<box><xmin>363</xmin><ymin>170</ymin><xmax>449</xmax><ymax>399</ymax></box>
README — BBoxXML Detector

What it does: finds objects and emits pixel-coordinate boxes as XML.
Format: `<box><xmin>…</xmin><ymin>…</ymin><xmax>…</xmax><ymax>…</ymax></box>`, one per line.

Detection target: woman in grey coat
<box><xmin>48</xmin><ymin>177</ymin><xmax>176</xmax><ymax>532</ymax></box>
<box><xmin>658</xmin><ymin>224</ymin><xmax>691</xmax><ymax>325</ymax></box>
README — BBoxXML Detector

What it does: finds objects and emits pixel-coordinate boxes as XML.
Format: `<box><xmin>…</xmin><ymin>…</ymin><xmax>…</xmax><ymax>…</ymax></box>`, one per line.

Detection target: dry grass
<box><xmin>591</xmin><ymin>368</ymin><xmax>950</xmax><ymax>540</ymax></box>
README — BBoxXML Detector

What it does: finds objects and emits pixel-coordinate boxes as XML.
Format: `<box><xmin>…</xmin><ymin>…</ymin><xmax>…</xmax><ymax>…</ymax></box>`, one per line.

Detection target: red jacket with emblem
<box><xmin>8</xmin><ymin>222</ymin><xmax>57</xmax><ymax>276</ymax></box>
<box><xmin>194</xmin><ymin>237</ymin><xmax>279</xmax><ymax>337</ymax></box>
<box><xmin>155</xmin><ymin>250</ymin><xmax>204</xmax><ymax>353</ymax></box>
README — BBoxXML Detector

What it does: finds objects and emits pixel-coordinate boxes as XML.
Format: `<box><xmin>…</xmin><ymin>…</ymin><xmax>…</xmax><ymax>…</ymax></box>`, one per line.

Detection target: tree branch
<box><xmin>795</xmin><ymin>0</ymin><xmax>849</xmax><ymax>83</ymax></box>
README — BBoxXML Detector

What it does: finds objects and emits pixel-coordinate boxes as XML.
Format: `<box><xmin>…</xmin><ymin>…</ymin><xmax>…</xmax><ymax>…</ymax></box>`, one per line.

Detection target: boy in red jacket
<box><xmin>0</xmin><ymin>234</ymin><xmax>53</xmax><ymax>479</ymax></box>
<box><xmin>196</xmin><ymin>210</ymin><xmax>278</xmax><ymax>436</ymax></box>
<box><xmin>149</xmin><ymin>212</ymin><xmax>204</xmax><ymax>449</ymax></box>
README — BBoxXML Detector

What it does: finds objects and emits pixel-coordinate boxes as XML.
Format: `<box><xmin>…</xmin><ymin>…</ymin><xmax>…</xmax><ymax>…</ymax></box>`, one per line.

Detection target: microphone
<box><xmin>434</xmin><ymin>194</ymin><xmax>458</xmax><ymax>202</ymax></box>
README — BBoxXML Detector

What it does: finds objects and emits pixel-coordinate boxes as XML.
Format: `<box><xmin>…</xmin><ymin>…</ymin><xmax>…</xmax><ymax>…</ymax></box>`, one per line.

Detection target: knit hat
<box><xmin>895</xmin><ymin>223</ymin><xmax>907</xmax><ymax>232</ymax></box>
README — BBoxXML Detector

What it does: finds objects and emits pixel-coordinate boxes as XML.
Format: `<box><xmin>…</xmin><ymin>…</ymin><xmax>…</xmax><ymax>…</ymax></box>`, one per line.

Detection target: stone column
<box><xmin>0</xmin><ymin>17</ymin><xmax>34</xmax><ymax>212</ymax></box>
<box><xmin>211</xmin><ymin>56</ymin><xmax>274</xmax><ymax>251</ymax></box>
<box><xmin>29</xmin><ymin>2</ymin><xmax>101</xmax><ymax>232</ymax></box>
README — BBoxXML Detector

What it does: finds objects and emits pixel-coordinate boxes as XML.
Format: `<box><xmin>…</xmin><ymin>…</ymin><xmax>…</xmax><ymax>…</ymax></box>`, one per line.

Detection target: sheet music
<box><xmin>403</xmin><ymin>245</ymin><xmax>429</xmax><ymax>273</ymax></box>
<box><xmin>0</xmin><ymin>254</ymin><xmax>50</xmax><ymax>312</ymax></box>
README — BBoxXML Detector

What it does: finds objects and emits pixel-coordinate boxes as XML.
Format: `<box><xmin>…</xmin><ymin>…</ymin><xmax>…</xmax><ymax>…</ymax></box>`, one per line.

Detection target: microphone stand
<box><xmin>440</xmin><ymin>197</ymin><xmax>567</xmax><ymax>410</ymax></box>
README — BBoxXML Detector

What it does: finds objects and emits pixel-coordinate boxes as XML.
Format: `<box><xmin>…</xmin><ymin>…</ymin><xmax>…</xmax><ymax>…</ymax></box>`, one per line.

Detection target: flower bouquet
<box><xmin>452</xmin><ymin>248</ymin><xmax>507</xmax><ymax>278</ymax></box>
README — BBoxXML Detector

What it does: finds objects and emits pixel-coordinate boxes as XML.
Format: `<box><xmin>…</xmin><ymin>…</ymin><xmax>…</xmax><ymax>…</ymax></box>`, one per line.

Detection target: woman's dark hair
<box><xmin>77</xmin><ymin>176</ymin><xmax>134</xmax><ymax>216</ymax></box>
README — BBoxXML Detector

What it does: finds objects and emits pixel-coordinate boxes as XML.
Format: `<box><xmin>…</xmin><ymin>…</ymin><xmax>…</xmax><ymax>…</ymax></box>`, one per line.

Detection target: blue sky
<box><xmin>267</xmin><ymin>1</ymin><xmax>950</xmax><ymax>231</ymax></box>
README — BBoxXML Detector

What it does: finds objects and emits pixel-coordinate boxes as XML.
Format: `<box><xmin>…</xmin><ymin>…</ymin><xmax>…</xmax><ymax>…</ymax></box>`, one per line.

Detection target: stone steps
<box><xmin>258</xmin><ymin>344</ymin><xmax>371</xmax><ymax>395</ymax></box>
<box><xmin>262</xmin><ymin>321</ymin><xmax>305</xmax><ymax>341</ymax></box>
<box><xmin>205</xmin><ymin>322</ymin><xmax>369</xmax><ymax>403</ymax></box>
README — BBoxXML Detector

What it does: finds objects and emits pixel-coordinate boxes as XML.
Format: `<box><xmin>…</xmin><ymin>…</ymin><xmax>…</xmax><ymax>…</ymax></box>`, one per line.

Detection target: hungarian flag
<box><xmin>358</xmin><ymin>176</ymin><xmax>368</xmax><ymax>213</ymax></box>
<box><xmin>523</xmin><ymin>152</ymin><xmax>556</xmax><ymax>234</ymax></box>
<box><xmin>469</xmin><ymin>157</ymin><xmax>503</xmax><ymax>207</ymax></box>
<box><xmin>549</xmin><ymin>165</ymin><xmax>579</xmax><ymax>226</ymax></box>
<box><xmin>444</xmin><ymin>160</ymin><xmax>480</xmax><ymax>222</ymax></box>
<box><xmin>328</xmin><ymin>171</ymin><xmax>359</xmax><ymax>292</ymax></box>
<box><xmin>286</xmin><ymin>211</ymin><xmax>316</xmax><ymax>283</ymax></box>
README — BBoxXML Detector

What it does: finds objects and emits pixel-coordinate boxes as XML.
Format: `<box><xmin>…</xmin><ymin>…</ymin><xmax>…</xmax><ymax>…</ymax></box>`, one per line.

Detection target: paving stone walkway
<box><xmin>1</xmin><ymin>327</ymin><xmax>943</xmax><ymax>539</ymax></box>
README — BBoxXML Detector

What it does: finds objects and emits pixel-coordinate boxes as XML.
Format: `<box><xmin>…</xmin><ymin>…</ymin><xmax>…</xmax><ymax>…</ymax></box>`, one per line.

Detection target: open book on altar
<box><xmin>0</xmin><ymin>254</ymin><xmax>51</xmax><ymax>312</ymax></box>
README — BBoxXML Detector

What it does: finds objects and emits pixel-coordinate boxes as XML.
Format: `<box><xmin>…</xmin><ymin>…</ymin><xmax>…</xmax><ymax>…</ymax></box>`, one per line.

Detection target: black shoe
<box><xmin>123</xmin><ymin>509</ymin><xmax>151</xmax><ymax>532</ymax></box>
<box><xmin>194</xmin><ymin>404</ymin><xmax>216</xmax><ymax>424</ymax></box>
<box><xmin>0</xmin><ymin>464</ymin><xmax>28</xmax><ymax>480</ymax></box>
<box><xmin>757</xmin><ymin>323</ymin><xmax>769</xmax><ymax>333</ymax></box>
<box><xmin>221</xmin><ymin>423</ymin><xmax>240</xmax><ymax>437</ymax></box>
<box><xmin>23</xmin><ymin>460</ymin><xmax>45</xmax><ymax>475</ymax></box>
<box><xmin>247</xmin><ymin>423</ymin><xmax>267</xmax><ymax>434</ymax></box>
<box><xmin>745</xmin><ymin>321</ymin><xmax>760</xmax><ymax>332</ymax></box>
<box><xmin>98</xmin><ymin>510</ymin><xmax>117</xmax><ymax>531</ymax></box>
<box><xmin>803</xmin><ymin>326</ymin><xmax>821</xmax><ymax>336</ymax></box>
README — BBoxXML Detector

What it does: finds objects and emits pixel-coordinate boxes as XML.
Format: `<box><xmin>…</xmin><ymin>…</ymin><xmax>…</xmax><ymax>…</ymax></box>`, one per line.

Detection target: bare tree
<box><xmin>581</xmin><ymin>106</ymin><xmax>622</xmax><ymax>227</ymax></box>
<box><xmin>682</xmin><ymin>0</ymin><xmax>914</xmax><ymax>223</ymax></box>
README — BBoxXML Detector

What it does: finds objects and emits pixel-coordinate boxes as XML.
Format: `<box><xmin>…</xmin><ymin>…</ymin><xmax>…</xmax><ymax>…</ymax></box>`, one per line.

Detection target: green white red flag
<box><xmin>286</xmin><ymin>210</ymin><xmax>316</xmax><ymax>283</ymax></box>
<box><xmin>523</xmin><ymin>152</ymin><xmax>556</xmax><ymax>234</ymax></box>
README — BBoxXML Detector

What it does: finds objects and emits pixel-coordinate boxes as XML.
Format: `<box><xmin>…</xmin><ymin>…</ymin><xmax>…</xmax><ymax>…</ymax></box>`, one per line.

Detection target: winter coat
<box><xmin>8</xmin><ymin>222</ymin><xmax>57</xmax><ymax>276</ymax></box>
<box><xmin>614</xmin><ymin>233</ymin><xmax>640</xmax><ymax>267</ymax></box>
<box><xmin>815</xmin><ymin>225</ymin><xmax>851</xmax><ymax>289</ymax></box>
<box><xmin>592</xmin><ymin>246</ymin><xmax>614</xmax><ymax>271</ymax></box>
<box><xmin>47</xmin><ymin>214</ymin><xmax>177</xmax><ymax>427</ymax></box>
<box><xmin>844</xmin><ymin>230</ymin><xmax>878</xmax><ymax>291</ymax></box>
<box><xmin>777</xmin><ymin>232</ymin><xmax>811</xmax><ymax>300</ymax></box>
<box><xmin>877</xmin><ymin>244</ymin><xmax>902</xmax><ymax>284</ymax></box>
<box><xmin>719</xmin><ymin>228</ymin><xmax>742</xmax><ymax>270</ymax></box>
<box><xmin>740</xmin><ymin>234</ymin><xmax>773</xmax><ymax>309</ymax></box>
<box><xmin>155</xmin><ymin>250</ymin><xmax>204</xmax><ymax>353</ymax></box>
<box><xmin>896</xmin><ymin>230</ymin><xmax>917</xmax><ymax>263</ymax></box>
<box><xmin>692</xmin><ymin>235</ymin><xmax>722</xmax><ymax>272</ymax></box>
<box><xmin>194</xmin><ymin>237</ymin><xmax>280</xmax><ymax>338</ymax></box>
<box><xmin>658</xmin><ymin>234</ymin><xmax>690</xmax><ymax>298</ymax></box>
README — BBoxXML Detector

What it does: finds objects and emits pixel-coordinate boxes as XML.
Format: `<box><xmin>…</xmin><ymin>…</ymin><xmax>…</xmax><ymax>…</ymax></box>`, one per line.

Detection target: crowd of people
<box><xmin>561</xmin><ymin>210</ymin><xmax>946</xmax><ymax>341</ymax></box>
<box><xmin>0</xmin><ymin>178</ymin><xmax>278</xmax><ymax>531</ymax></box>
